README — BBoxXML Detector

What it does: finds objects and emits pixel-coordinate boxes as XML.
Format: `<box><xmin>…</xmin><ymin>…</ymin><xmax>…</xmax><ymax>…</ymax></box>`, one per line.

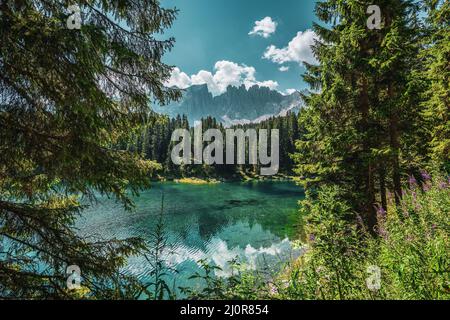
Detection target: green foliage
<box><xmin>421</xmin><ymin>1</ymin><xmax>450</xmax><ymax>171</ymax></box>
<box><xmin>180</xmin><ymin>259</ymin><xmax>275</xmax><ymax>300</ymax></box>
<box><xmin>0</xmin><ymin>0</ymin><xmax>180</xmax><ymax>298</ymax></box>
<box><xmin>277</xmin><ymin>177</ymin><xmax>448</xmax><ymax>300</ymax></box>
<box><xmin>126</xmin><ymin>111</ymin><xmax>301</xmax><ymax>179</ymax></box>
<box><xmin>200</xmin><ymin>178</ymin><xmax>448</xmax><ymax>300</ymax></box>
<box><xmin>286</xmin><ymin>0</ymin><xmax>449</xmax><ymax>300</ymax></box>
<box><xmin>270</xmin><ymin>186</ymin><xmax>370</xmax><ymax>299</ymax></box>
<box><xmin>140</xmin><ymin>194</ymin><xmax>178</xmax><ymax>300</ymax></box>
<box><xmin>374</xmin><ymin>175</ymin><xmax>450</xmax><ymax>299</ymax></box>
<box><xmin>294</xmin><ymin>0</ymin><xmax>428</xmax><ymax>232</ymax></box>
<box><xmin>296</xmin><ymin>187</ymin><xmax>369</xmax><ymax>299</ymax></box>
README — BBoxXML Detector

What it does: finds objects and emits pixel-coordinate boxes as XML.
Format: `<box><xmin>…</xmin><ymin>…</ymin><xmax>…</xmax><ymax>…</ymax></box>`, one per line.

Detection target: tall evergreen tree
<box><xmin>0</xmin><ymin>0</ymin><xmax>180</xmax><ymax>298</ymax></box>
<box><xmin>422</xmin><ymin>0</ymin><xmax>449</xmax><ymax>171</ymax></box>
<box><xmin>294</xmin><ymin>0</ymin><xmax>424</xmax><ymax>232</ymax></box>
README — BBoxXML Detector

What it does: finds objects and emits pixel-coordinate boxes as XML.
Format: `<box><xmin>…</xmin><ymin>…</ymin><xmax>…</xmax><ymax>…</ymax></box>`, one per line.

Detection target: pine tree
<box><xmin>0</xmin><ymin>0</ymin><xmax>180</xmax><ymax>298</ymax></box>
<box><xmin>422</xmin><ymin>0</ymin><xmax>450</xmax><ymax>171</ymax></box>
<box><xmin>294</xmin><ymin>0</ymin><xmax>424</xmax><ymax>231</ymax></box>
<box><xmin>374</xmin><ymin>0</ymin><xmax>425</xmax><ymax>206</ymax></box>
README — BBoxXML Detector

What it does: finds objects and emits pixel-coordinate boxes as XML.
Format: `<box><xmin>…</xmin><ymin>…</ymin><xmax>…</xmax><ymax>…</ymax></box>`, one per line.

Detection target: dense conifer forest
<box><xmin>120</xmin><ymin>112</ymin><xmax>301</xmax><ymax>178</ymax></box>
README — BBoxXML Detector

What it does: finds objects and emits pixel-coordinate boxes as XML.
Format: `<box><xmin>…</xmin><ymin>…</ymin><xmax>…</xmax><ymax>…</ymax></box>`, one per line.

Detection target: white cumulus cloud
<box><xmin>165</xmin><ymin>67</ymin><xmax>192</xmax><ymax>89</ymax></box>
<box><xmin>263</xmin><ymin>29</ymin><xmax>318</xmax><ymax>65</ymax></box>
<box><xmin>248</xmin><ymin>16</ymin><xmax>277</xmax><ymax>38</ymax></box>
<box><xmin>284</xmin><ymin>88</ymin><xmax>298</xmax><ymax>95</ymax></box>
<box><xmin>165</xmin><ymin>60</ymin><xmax>279</xmax><ymax>96</ymax></box>
<box><xmin>254</xmin><ymin>80</ymin><xmax>279</xmax><ymax>91</ymax></box>
<box><xmin>279</xmin><ymin>66</ymin><xmax>289</xmax><ymax>72</ymax></box>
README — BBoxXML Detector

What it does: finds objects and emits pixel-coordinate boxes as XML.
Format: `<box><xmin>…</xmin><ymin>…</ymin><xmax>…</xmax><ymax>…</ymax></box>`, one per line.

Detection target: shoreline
<box><xmin>153</xmin><ymin>173</ymin><xmax>295</xmax><ymax>185</ymax></box>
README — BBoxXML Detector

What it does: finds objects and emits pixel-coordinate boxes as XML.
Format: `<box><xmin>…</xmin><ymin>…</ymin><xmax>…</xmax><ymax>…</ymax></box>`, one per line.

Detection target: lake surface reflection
<box><xmin>76</xmin><ymin>181</ymin><xmax>304</xmax><ymax>291</ymax></box>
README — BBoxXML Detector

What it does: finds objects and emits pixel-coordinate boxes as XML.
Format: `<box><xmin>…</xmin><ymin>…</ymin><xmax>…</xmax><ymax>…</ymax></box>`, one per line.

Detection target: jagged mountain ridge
<box><xmin>153</xmin><ymin>84</ymin><xmax>303</xmax><ymax>125</ymax></box>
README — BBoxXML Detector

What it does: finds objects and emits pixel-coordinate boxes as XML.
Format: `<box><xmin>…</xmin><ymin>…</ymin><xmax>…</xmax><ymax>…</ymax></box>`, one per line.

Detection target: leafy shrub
<box><xmin>276</xmin><ymin>175</ymin><xmax>449</xmax><ymax>300</ymax></box>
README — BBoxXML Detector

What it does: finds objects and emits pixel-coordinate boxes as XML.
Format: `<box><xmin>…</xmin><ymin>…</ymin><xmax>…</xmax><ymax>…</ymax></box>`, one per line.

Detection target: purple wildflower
<box><xmin>414</xmin><ymin>202</ymin><xmax>422</xmax><ymax>211</ymax></box>
<box><xmin>423</xmin><ymin>182</ymin><xmax>432</xmax><ymax>192</ymax></box>
<box><xmin>438</xmin><ymin>181</ymin><xmax>447</xmax><ymax>190</ymax></box>
<box><xmin>376</xmin><ymin>205</ymin><xmax>387</xmax><ymax>217</ymax></box>
<box><xmin>309</xmin><ymin>233</ymin><xmax>316</xmax><ymax>242</ymax></box>
<box><xmin>378</xmin><ymin>227</ymin><xmax>389</xmax><ymax>240</ymax></box>
<box><xmin>408</xmin><ymin>175</ymin><xmax>417</xmax><ymax>188</ymax></box>
<box><xmin>420</xmin><ymin>170</ymin><xmax>431</xmax><ymax>181</ymax></box>
<box><xmin>268</xmin><ymin>283</ymin><xmax>278</xmax><ymax>295</ymax></box>
<box><xmin>376</xmin><ymin>205</ymin><xmax>387</xmax><ymax>224</ymax></box>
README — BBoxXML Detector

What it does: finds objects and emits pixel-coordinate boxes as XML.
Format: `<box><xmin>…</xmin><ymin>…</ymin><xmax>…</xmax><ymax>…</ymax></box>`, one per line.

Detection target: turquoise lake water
<box><xmin>76</xmin><ymin>180</ymin><xmax>304</xmax><ymax>292</ymax></box>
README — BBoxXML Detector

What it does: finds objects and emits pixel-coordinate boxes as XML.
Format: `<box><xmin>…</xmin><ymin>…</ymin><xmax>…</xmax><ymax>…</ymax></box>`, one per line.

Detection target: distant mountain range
<box><xmin>153</xmin><ymin>84</ymin><xmax>304</xmax><ymax>126</ymax></box>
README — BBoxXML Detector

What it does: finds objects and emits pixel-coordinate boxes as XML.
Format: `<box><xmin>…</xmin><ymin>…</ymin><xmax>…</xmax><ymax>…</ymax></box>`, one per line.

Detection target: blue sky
<box><xmin>161</xmin><ymin>0</ymin><xmax>319</xmax><ymax>95</ymax></box>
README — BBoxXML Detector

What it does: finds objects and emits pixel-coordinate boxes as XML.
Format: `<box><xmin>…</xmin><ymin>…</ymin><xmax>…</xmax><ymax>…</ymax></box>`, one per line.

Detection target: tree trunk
<box><xmin>360</xmin><ymin>75</ymin><xmax>377</xmax><ymax>233</ymax></box>
<box><xmin>390</xmin><ymin>125</ymin><xmax>402</xmax><ymax>206</ymax></box>
<box><xmin>379</xmin><ymin>164</ymin><xmax>388</xmax><ymax>212</ymax></box>
<box><xmin>388</xmin><ymin>87</ymin><xmax>402</xmax><ymax>207</ymax></box>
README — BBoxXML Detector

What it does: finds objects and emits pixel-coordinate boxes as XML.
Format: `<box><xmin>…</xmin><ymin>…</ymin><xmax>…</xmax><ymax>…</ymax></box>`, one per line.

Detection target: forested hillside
<box><xmin>121</xmin><ymin>111</ymin><xmax>301</xmax><ymax>178</ymax></box>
